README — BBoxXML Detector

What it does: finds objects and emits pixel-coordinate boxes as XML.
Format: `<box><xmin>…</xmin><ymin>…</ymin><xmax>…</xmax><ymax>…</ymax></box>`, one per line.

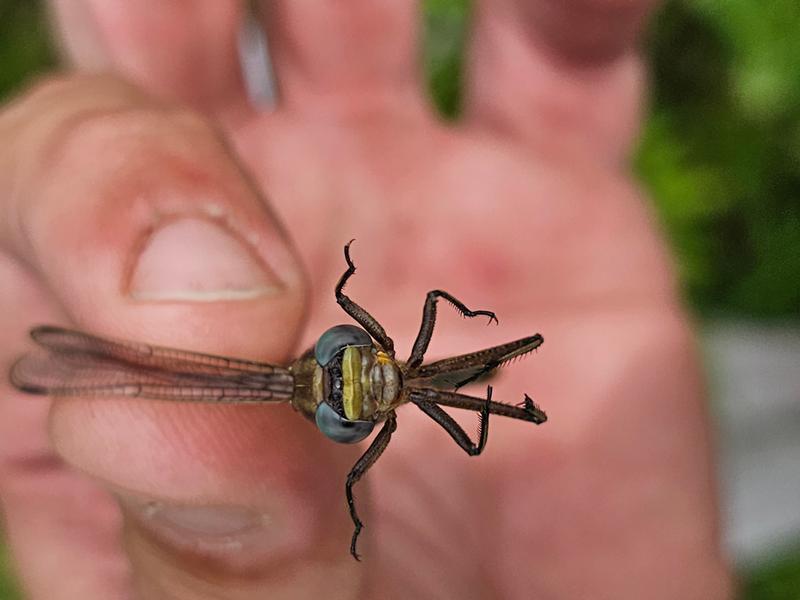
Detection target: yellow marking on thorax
<box><xmin>342</xmin><ymin>346</ymin><xmax>363</xmax><ymax>421</ymax></box>
<box><xmin>375</xmin><ymin>351</ymin><xmax>393</xmax><ymax>365</ymax></box>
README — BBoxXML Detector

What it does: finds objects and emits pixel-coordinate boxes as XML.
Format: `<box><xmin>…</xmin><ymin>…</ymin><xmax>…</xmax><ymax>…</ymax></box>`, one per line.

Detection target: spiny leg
<box><xmin>336</xmin><ymin>241</ymin><xmax>395</xmax><ymax>357</ymax></box>
<box><xmin>408</xmin><ymin>386</ymin><xmax>547</xmax><ymax>424</ymax></box>
<box><xmin>406</xmin><ymin>290</ymin><xmax>498</xmax><ymax>370</ymax></box>
<box><xmin>413</xmin><ymin>386</ymin><xmax>492</xmax><ymax>456</ymax></box>
<box><xmin>346</xmin><ymin>413</ymin><xmax>397</xmax><ymax>560</ymax></box>
<box><xmin>408</xmin><ymin>334</ymin><xmax>544</xmax><ymax>389</ymax></box>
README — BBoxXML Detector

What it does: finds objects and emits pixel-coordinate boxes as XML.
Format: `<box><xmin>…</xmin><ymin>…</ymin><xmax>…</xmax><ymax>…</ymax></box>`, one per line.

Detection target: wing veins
<box><xmin>11</xmin><ymin>326</ymin><xmax>295</xmax><ymax>403</ymax></box>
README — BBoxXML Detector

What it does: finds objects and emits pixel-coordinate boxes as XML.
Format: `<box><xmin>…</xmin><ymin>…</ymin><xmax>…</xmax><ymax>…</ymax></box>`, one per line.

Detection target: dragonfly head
<box><xmin>313</xmin><ymin>324</ymin><xmax>375</xmax><ymax>443</ymax></box>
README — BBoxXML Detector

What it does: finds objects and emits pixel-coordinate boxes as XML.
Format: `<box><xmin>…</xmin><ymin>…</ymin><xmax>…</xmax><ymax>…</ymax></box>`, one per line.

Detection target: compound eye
<box><xmin>314</xmin><ymin>402</ymin><xmax>375</xmax><ymax>444</ymax></box>
<box><xmin>314</xmin><ymin>324</ymin><xmax>371</xmax><ymax>366</ymax></box>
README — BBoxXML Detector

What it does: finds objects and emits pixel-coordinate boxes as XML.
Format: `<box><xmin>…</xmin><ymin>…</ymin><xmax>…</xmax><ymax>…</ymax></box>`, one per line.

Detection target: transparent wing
<box><xmin>10</xmin><ymin>326</ymin><xmax>294</xmax><ymax>403</ymax></box>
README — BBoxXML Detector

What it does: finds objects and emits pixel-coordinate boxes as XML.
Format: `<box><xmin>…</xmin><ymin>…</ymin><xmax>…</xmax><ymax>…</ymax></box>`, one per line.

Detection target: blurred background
<box><xmin>0</xmin><ymin>0</ymin><xmax>798</xmax><ymax>598</ymax></box>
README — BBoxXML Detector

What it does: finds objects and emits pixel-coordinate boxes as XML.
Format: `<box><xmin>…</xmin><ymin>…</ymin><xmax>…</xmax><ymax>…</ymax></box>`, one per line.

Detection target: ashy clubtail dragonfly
<box><xmin>10</xmin><ymin>241</ymin><xmax>547</xmax><ymax>560</ymax></box>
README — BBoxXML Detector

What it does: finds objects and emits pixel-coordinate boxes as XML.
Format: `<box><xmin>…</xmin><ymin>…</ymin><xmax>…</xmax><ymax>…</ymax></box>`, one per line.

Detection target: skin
<box><xmin>0</xmin><ymin>1</ymin><xmax>733</xmax><ymax>599</ymax></box>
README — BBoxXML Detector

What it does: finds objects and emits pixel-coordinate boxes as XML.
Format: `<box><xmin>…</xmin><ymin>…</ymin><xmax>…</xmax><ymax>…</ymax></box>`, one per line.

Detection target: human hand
<box><xmin>0</xmin><ymin>2</ymin><xmax>731</xmax><ymax>599</ymax></box>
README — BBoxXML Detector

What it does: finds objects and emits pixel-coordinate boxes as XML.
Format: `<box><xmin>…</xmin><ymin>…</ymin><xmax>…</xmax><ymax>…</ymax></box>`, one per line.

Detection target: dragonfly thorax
<box><xmin>313</xmin><ymin>344</ymin><xmax>401</xmax><ymax>422</ymax></box>
<box><xmin>309</xmin><ymin>324</ymin><xmax>402</xmax><ymax>445</ymax></box>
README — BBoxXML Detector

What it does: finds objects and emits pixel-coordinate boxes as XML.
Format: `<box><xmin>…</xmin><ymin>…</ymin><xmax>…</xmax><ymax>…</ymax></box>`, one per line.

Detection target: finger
<box><xmin>0</xmin><ymin>257</ymin><xmax>131</xmax><ymax>599</ymax></box>
<box><xmin>259</xmin><ymin>0</ymin><xmax>428</xmax><ymax>114</ymax></box>
<box><xmin>0</xmin><ymin>76</ymin><xmax>363</xmax><ymax>598</ymax></box>
<box><xmin>49</xmin><ymin>0</ymin><xmax>251</xmax><ymax>118</ymax></box>
<box><xmin>465</xmin><ymin>0</ymin><xmax>656</xmax><ymax>163</ymax></box>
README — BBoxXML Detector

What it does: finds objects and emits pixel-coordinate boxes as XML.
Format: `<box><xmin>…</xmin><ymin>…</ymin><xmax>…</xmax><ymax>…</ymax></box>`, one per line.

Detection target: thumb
<box><xmin>0</xmin><ymin>76</ymin><xmax>362</xmax><ymax>599</ymax></box>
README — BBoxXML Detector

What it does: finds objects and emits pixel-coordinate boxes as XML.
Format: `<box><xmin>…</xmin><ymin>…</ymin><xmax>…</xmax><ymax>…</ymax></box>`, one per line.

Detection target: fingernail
<box><xmin>129</xmin><ymin>218</ymin><xmax>281</xmax><ymax>301</ymax></box>
<box><xmin>118</xmin><ymin>495</ymin><xmax>307</xmax><ymax>558</ymax></box>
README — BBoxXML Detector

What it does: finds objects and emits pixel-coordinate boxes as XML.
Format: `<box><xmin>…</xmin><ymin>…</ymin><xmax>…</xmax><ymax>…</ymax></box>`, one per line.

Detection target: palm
<box><xmin>233</xmin><ymin>108</ymin><xmax>716</xmax><ymax>597</ymax></box>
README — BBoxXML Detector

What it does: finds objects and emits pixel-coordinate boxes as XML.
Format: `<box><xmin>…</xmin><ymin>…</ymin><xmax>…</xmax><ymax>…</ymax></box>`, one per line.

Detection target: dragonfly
<box><xmin>10</xmin><ymin>241</ymin><xmax>547</xmax><ymax>560</ymax></box>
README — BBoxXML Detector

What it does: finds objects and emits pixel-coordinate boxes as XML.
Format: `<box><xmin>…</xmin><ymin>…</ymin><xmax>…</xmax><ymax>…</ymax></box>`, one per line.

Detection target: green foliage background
<box><xmin>1</xmin><ymin>0</ymin><xmax>798</xmax><ymax>598</ymax></box>
<box><xmin>638</xmin><ymin>0</ymin><xmax>800</xmax><ymax>318</ymax></box>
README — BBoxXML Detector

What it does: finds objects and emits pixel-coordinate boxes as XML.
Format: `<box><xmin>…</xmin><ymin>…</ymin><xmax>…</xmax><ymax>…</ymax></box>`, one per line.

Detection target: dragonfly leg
<box><xmin>336</xmin><ymin>241</ymin><xmax>395</xmax><ymax>357</ymax></box>
<box><xmin>406</xmin><ymin>290</ymin><xmax>498</xmax><ymax>370</ymax></box>
<box><xmin>409</xmin><ymin>386</ymin><xmax>547</xmax><ymax>424</ymax></box>
<box><xmin>407</xmin><ymin>335</ymin><xmax>544</xmax><ymax>389</ymax></box>
<box><xmin>412</xmin><ymin>386</ymin><xmax>491</xmax><ymax>456</ymax></box>
<box><xmin>345</xmin><ymin>412</ymin><xmax>397</xmax><ymax>560</ymax></box>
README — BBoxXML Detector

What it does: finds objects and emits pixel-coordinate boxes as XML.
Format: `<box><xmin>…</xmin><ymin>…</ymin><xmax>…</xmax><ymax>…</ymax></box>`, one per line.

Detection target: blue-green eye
<box><xmin>315</xmin><ymin>402</ymin><xmax>375</xmax><ymax>444</ymax></box>
<box><xmin>314</xmin><ymin>324</ymin><xmax>371</xmax><ymax>366</ymax></box>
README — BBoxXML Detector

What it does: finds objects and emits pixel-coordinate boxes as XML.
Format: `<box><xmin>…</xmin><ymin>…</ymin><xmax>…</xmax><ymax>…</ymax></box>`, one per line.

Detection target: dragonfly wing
<box><xmin>28</xmin><ymin>325</ymin><xmax>289</xmax><ymax>377</ymax></box>
<box><xmin>11</xmin><ymin>326</ymin><xmax>294</xmax><ymax>403</ymax></box>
